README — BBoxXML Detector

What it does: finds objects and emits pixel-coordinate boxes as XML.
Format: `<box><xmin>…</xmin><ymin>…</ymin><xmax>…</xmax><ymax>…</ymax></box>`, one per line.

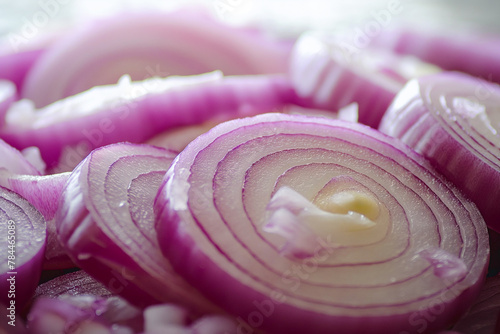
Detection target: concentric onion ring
<box><xmin>56</xmin><ymin>143</ymin><xmax>217</xmax><ymax>312</ymax></box>
<box><xmin>155</xmin><ymin>113</ymin><xmax>489</xmax><ymax>334</ymax></box>
<box><xmin>379</xmin><ymin>72</ymin><xmax>500</xmax><ymax>232</ymax></box>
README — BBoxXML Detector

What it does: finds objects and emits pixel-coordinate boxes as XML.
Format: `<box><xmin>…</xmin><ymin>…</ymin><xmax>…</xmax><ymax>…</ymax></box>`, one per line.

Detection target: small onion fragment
<box><xmin>21</xmin><ymin>9</ymin><xmax>291</xmax><ymax>108</ymax></box>
<box><xmin>290</xmin><ymin>31</ymin><xmax>440</xmax><ymax>128</ymax></box>
<box><xmin>1</xmin><ymin>72</ymin><xmax>296</xmax><ymax>171</ymax></box>
<box><xmin>0</xmin><ymin>186</ymin><xmax>46</xmax><ymax>309</ymax></box>
<box><xmin>379</xmin><ymin>72</ymin><xmax>500</xmax><ymax>232</ymax></box>
<box><xmin>155</xmin><ymin>113</ymin><xmax>489</xmax><ymax>334</ymax></box>
<box><xmin>56</xmin><ymin>143</ymin><xmax>218</xmax><ymax>313</ymax></box>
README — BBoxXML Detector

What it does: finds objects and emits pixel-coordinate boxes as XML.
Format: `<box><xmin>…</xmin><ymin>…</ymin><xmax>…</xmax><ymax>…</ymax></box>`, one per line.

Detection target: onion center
<box><xmin>313</xmin><ymin>176</ymin><xmax>381</xmax><ymax>221</ymax></box>
<box><xmin>263</xmin><ymin>176</ymin><xmax>389</xmax><ymax>258</ymax></box>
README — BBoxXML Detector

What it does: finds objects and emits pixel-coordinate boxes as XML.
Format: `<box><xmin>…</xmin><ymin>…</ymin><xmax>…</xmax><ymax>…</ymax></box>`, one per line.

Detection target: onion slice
<box><xmin>379</xmin><ymin>72</ymin><xmax>500</xmax><ymax>232</ymax></box>
<box><xmin>290</xmin><ymin>31</ymin><xmax>440</xmax><ymax>128</ymax></box>
<box><xmin>56</xmin><ymin>143</ymin><xmax>218</xmax><ymax>313</ymax></box>
<box><xmin>1</xmin><ymin>72</ymin><xmax>296</xmax><ymax>172</ymax></box>
<box><xmin>21</xmin><ymin>9</ymin><xmax>291</xmax><ymax>108</ymax></box>
<box><xmin>155</xmin><ymin>113</ymin><xmax>489</xmax><ymax>334</ymax></box>
<box><xmin>0</xmin><ymin>186</ymin><xmax>46</xmax><ymax>310</ymax></box>
<box><xmin>370</xmin><ymin>26</ymin><xmax>500</xmax><ymax>85</ymax></box>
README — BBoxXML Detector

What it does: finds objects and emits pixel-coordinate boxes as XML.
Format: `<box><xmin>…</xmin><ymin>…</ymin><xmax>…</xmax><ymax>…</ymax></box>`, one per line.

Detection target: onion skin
<box><xmin>379</xmin><ymin>72</ymin><xmax>500</xmax><ymax>232</ymax></box>
<box><xmin>155</xmin><ymin>113</ymin><xmax>489</xmax><ymax>334</ymax></box>
<box><xmin>21</xmin><ymin>9</ymin><xmax>291</xmax><ymax>108</ymax></box>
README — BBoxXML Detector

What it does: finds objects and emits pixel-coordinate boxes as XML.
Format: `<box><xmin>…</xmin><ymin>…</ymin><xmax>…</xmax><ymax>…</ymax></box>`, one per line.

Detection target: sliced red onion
<box><xmin>290</xmin><ymin>31</ymin><xmax>440</xmax><ymax>128</ymax></box>
<box><xmin>0</xmin><ymin>186</ymin><xmax>46</xmax><ymax>309</ymax></box>
<box><xmin>155</xmin><ymin>113</ymin><xmax>489</xmax><ymax>334</ymax></box>
<box><xmin>21</xmin><ymin>9</ymin><xmax>291</xmax><ymax>108</ymax></box>
<box><xmin>451</xmin><ymin>274</ymin><xmax>500</xmax><ymax>334</ymax></box>
<box><xmin>379</xmin><ymin>72</ymin><xmax>500</xmax><ymax>232</ymax></box>
<box><xmin>2</xmin><ymin>72</ymin><xmax>295</xmax><ymax>172</ymax></box>
<box><xmin>370</xmin><ymin>26</ymin><xmax>500</xmax><ymax>85</ymax></box>
<box><xmin>56</xmin><ymin>142</ymin><xmax>218</xmax><ymax>313</ymax></box>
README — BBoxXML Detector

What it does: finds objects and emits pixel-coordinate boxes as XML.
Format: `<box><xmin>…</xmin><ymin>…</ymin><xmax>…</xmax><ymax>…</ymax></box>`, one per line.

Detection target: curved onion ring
<box><xmin>56</xmin><ymin>143</ymin><xmax>218</xmax><ymax>313</ymax></box>
<box><xmin>379</xmin><ymin>72</ymin><xmax>500</xmax><ymax>232</ymax></box>
<box><xmin>155</xmin><ymin>113</ymin><xmax>489</xmax><ymax>334</ymax></box>
<box><xmin>21</xmin><ymin>9</ymin><xmax>291</xmax><ymax>108</ymax></box>
<box><xmin>2</xmin><ymin>72</ymin><xmax>295</xmax><ymax>172</ymax></box>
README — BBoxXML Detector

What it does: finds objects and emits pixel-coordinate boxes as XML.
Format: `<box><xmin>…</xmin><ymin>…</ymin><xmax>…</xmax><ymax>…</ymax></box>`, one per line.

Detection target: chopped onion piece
<box><xmin>155</xmin><ymin>113</ymin><xmax>489</xmax><ymax>334</ymax></box>
<box><xmin>379</xmin><ymin>72</ymin><xmax>500</xmax><ymax>232</ymax></box>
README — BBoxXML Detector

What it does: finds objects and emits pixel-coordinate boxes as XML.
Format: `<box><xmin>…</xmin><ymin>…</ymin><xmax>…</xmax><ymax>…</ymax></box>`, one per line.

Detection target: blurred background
<box><xmin>1</xmin><ymin>0</ymin><xmax>500</xmax><ymax>46</ymax></box>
